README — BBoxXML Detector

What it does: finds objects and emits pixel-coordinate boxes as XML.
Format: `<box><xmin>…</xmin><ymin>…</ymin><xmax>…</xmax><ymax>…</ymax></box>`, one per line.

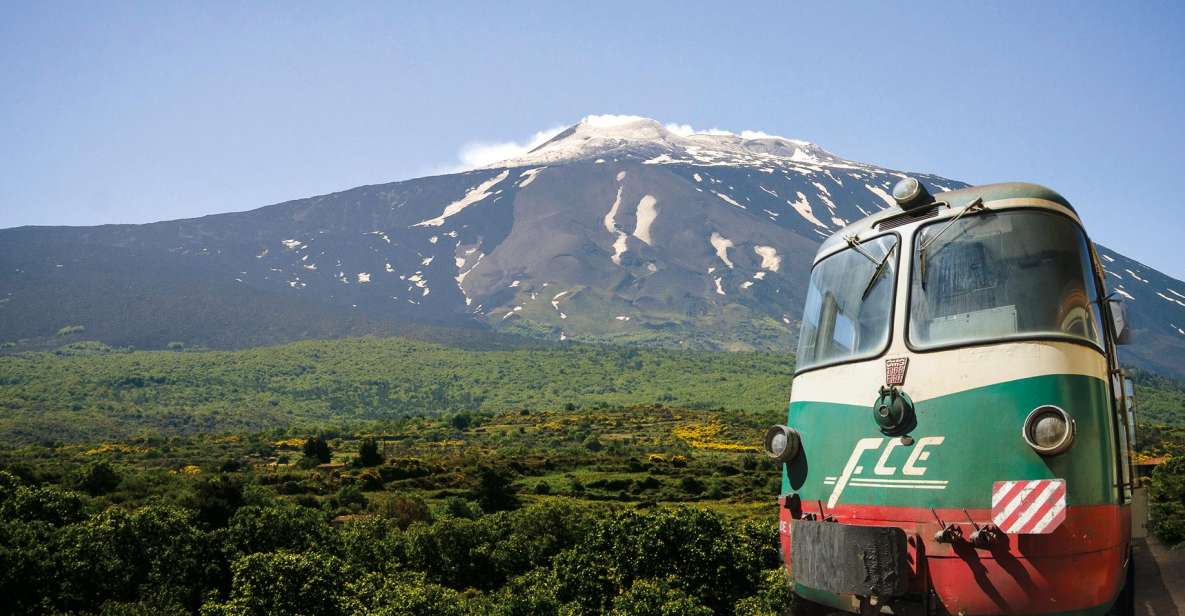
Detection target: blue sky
<box><xmin>2</xmin><ymin>1</ymin><xmax>1183</xmax><ymax>275</ymax></box>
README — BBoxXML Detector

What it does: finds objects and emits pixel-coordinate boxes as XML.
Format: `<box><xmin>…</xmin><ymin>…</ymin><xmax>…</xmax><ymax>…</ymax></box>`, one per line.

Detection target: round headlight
<box><xmin>891</xmin><ymin>177</ymin><xmax>932</xmax><ymax>209</ymax></box>
<box><xmin>1023</xmin><ymin>406</ymin><xmax>1075</xmax><ymax>455</ymax></box>
<box><xmin>763</xmin><ymin>425</ymin><xmax>801</xmax><ymax>463</ymax></box>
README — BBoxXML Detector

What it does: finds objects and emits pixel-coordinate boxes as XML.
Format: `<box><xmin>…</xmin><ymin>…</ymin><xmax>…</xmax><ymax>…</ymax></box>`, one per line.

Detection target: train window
<box><xmin>909</xmin><ymin>210</ymin><xmax>1104</xmax><ymax>350</ymax></box>
<box><xmin>797</xmin><ymin>234</ymin><xmax>898</xmax><ymax>371</ymax></box>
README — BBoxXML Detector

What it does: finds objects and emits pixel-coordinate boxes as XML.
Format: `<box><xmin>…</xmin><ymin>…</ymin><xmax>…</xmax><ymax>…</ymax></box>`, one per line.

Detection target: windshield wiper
<box><xmin>919</xmin><ymin>197</ymin><xmax>985</xmax><ymax>288</ymax></box>
<box><xmin>862</xmin><ymin>243</ymin><xmax>896</xmax><ymax>299</ymax></box>
<box><xmin>844</xmin><ymin>234</ymin><xmax>880</xmax><ymax>265</ymax></box>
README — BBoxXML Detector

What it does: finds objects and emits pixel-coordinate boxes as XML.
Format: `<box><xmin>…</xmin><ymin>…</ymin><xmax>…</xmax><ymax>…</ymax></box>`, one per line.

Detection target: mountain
<box><xmin>2</xmin><ymin>115</ymin><xmax>1183</xmax><ymax>377</ymax></box>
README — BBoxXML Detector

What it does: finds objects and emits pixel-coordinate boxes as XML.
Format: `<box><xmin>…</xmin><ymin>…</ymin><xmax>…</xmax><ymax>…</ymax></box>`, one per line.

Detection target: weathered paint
<box><xmin>782</xmin><ymin>185</ymin><xmax>1130</xmax><ymax>614</ymax></box>
<box><xmin>780</xmin><ymin>372</ymin><xmax>1124</xmax><ymax>614</ymax></box>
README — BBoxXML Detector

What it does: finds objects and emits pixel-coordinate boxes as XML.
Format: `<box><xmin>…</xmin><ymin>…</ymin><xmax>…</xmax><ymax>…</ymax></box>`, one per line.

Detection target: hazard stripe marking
<box><xmin>991</xmin><ymin>479</ymin><xmax>1066</xmax><ymax>534</ymax></box>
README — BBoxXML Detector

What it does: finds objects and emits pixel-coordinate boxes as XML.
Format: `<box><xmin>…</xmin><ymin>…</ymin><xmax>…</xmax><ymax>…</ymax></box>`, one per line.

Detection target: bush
<box><xmin>75</xmin><ymin>461</ymin><xmax>121</xmax><ymax>495</ymax></box>
<box><xmin>472</xmin><ymin>466</ymin><xmax>519</xmax><ymax>513</ymax></box>
<box><xmin>200</xmin><ymin>551</ymin><xmax>349</xmax><ymax>616</ymax></box>
<box><xmin>554</xmin><ymin>507</ymin><xmax>770</xmax><ymax>612</ymax></box>
<box><xmin>583</xmin><ymin>436</ymin><xmax>604</xmax><ymax>452</ymax></box>
<box><xmin>1149</xmin><ymin>456</ymin><xmax>1185</xmax><ymax>545</ymax></box>
<box><xmin>336</xmin><ymin>485</ymin><xmax>368</xmax><ymax>512</ymax></box>
<box><xmin>379</xmin><ymin>495</ymin><xmax>433</xmax><ymax>529</ymax></box>
<box><xmin>534</xmin><ymin>481</ymin><xmax>552</xmax><ymax>495</ymax></box>
<box><xmin>359</xmin><ymin>469</ymin><xmax>384</xmax><ymax>491</ymax></box>
<box><xmin>225</xmin><ymin>505</ymin><xmax>332</xmax><ymax>555</ymax></box>
<box><xmin>609</xmin><ymin>578</ymin><xmax>713</xmax><ymax>616</ymax></box>
<box><xmin>449</xmin><ymin>413</ymin><xmax>472</xmax><ymax>431</ymax></box>
<box><xmin>57</xmin><ymin>505</ymin><xmax>211</xmax><ymax>612</ymax></box>
<box><xmin>186</xmin><ymin>474</ymin><xmax>245</xmax><ymax>528</ymax></box>
<box><xmin>349</xmin><ymin>571</ymin><xmax>474</xmax><ymax>616</ymax></box>
<box><xmin>733</xmin><ymin>569</ymin><xmax>796</xmax><ymax>616</ymax></box>
<box><xmin>679</xmin><ymin>477</ymin><xmax>706</xmax><ymax>495</ymax></box>
<box><xmin>1</xmin><ymin>484</ymin><xmax>89</xmax><ymax>526</ymax></box>
<box><xmin>442</xmin><ymin>496</ymin><xmax>481</xmax><ymax>520</ymax></box>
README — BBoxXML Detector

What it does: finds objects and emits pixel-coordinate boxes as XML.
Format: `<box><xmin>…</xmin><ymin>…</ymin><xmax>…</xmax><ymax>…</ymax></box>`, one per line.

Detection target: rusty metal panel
<box><xmin>791</xmin><ymin>520</ymin><xmax>909</xmax><ymax>597</ymax></box>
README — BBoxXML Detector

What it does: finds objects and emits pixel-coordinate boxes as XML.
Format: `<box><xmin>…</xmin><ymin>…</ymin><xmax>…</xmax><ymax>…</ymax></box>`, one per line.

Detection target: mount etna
<box><xmin>3</xmin><ymin>115</ymin><xmax>1183</xmax><ymax>377</ymax></box>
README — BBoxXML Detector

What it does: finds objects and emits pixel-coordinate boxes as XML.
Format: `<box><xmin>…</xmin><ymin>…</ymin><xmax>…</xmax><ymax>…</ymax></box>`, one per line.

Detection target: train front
<box><xmin>767</xmin><ymin>180</ymin><xmax>1133</xmax><ymax>616</ymax></box>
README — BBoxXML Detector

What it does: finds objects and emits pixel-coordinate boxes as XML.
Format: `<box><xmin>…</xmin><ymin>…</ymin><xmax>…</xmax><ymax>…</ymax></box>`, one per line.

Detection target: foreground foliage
<box><xmin>0</xmin><ymin>468</ymin><xmax>789</xmax><ymax>615</ymax></box>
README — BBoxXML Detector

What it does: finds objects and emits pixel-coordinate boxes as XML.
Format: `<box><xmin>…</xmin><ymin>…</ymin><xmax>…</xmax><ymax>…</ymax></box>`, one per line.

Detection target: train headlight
<box><xmin>1023</xmin><ymin>406</ymin><xmax>1075</xmax><ymax>455</ymax></box>
<box><xmin>763</xmin><ymin>425</ymin><xmax>801</xmax><ymax>463</ymax></box>
<box><xmin>891</xmin><ymin>177</ymin><xmax>933</xmax><ymax>210</ymax></box>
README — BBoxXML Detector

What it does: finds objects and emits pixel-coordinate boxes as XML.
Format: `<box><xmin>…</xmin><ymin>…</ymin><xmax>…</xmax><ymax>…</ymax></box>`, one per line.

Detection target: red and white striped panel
<box><xmin>991</xmin><ymin>479</ymin><xmax>1067</xmax><ymax>534</ymax></box>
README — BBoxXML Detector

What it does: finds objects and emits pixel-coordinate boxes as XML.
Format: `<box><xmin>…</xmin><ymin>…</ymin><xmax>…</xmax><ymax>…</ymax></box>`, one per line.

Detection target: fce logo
<box><xmin>825</xmin><ymin>436</ymin><xmax>946</xmax><ymax>507</ymax></box>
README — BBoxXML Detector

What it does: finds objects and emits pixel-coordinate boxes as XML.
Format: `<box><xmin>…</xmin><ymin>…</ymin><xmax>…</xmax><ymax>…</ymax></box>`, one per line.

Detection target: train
<box><xmin>765</xmin><ymin>179</ymin><xmax>1143</xmax><ymax>616</ymax></box>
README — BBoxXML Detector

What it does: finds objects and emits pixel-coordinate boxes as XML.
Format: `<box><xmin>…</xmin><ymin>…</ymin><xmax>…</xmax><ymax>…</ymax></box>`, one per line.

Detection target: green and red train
<box><xmin>765</xmin><ymin>180</ymin><xmax>1142</xmax><ymax>616</ymax></box>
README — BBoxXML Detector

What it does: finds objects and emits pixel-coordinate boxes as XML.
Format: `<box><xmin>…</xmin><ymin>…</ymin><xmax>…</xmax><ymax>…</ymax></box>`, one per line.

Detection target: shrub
<box><xmin>380</xmin><ymin>495</ymin><xmax>433</xmax><ymax>529</ymax></box>
<box><xmin>733</xmin><ymin>569</ymin><xmax>796</xmax><ymax>616</ymax></box>
<box><xmin>200</xmin><ymin>551</ymin><xmax>349</xmax><ymax>616</ymax></box>
<box><xmin>1149</xmin><ymin>456</ymin><xmax>1185</xmax><ymax>545</ymax></box>
<box><xmin>57</xmin><ymin>505</ymin><xmax>211</xmax><ymax>612</ymax></box>
<box><xmin>679</xmin><ymin>477</ymin><xmax>706</xmax><ymax>495</ymax></box>
<box><xmin>472</xmin><ymin>466</ymin><xmax>519</xmax><ymax>513</ymax></box>
<box><xmin>449</xmin><ymin>413</ymin><xmax>472</xmax><ymax>431</ymax></box>
<box><xmin>1</xmin><ymin>484</ymin><xmax>88</xmax><ymax>526</ymax></box>
<box><xmin>349</xmin><ymin>571</ymin><xmax>474</xmax><ymax>616</ymax></box>
<box><xmin>225</xmin><ymin>504</ymin><xmax>332</xmax><ymax>555</ymax></box>
<box><xmin>75</xmin><ymin>461</ymin><xmax>121</xmax><ymax>496</ymax></box>
<box><xmin>442</xmin><ymin>496</ymin><xmax>480</xmax><ymax>520</ymax></box>
<box><xmin>608</xmin><ymin>578</ymin><xmax>713</xmax><ymax>616</ymax></box>
<box><xmin>337</xmin><ymin>485</ymin><xmax>368</xmax><ymax>512</ymax></box>
<box><xmin>554</xmin><ymin>507</ymin><xmax>768</xmax><ymax>612</ymax></box>
<box><xmin>186</xmin><ymin>474</ymin><xmax>246</xmax><ymax>529</ymax></box>
<box><xmin>358</xmin><ymin>469</ymin><xmax>384</xmax><ymax>491</ymax></box>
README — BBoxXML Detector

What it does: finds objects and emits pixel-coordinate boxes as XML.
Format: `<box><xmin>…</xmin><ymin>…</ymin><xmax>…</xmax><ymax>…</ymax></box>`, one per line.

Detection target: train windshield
<box><xmin>797</xmin><ymin>235</ymin><xmax>898</xmax><ymax>370</ymax></box>
<box><xmin>910</xmin><ymin>209</ymin><xmax>1103</xmax><ymax>349</ymax></box>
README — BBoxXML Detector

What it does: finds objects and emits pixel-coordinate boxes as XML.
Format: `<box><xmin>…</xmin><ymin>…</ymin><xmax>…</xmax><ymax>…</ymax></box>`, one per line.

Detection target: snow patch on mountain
<box><xmin>517</xmin><ymin>167</ymin><xmax>545</xmax><ymax>188</ymax></box>
<box><xmin>754</xmin><ymin>246</ymin><xmax>781</xmax><ymax>272</ymax></box>
<box><xmin>710</xmin><ymin>232</ymin><xmax>734</xmax><ymax>268</ymax></box>
<box><xmin>633</xmin><ymin>195</ymin><xmax>659</xmax><ymax>245</ymax></box>
<box><xmin>414</xmin><ymin>170</ymin><xmax>509</xmax><ymax>227</ymax></box>
<box><xmin>788</xmin><ymin>192</ymin><xmax>827</xmax><ymax>228</ymax></box>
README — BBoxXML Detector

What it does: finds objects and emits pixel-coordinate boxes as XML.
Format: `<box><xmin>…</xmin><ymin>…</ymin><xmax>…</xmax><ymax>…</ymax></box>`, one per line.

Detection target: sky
<box><xmin>2</xmin><ymin>1</ymin><xmax>1184</xmax><ymax>275</ymax></box>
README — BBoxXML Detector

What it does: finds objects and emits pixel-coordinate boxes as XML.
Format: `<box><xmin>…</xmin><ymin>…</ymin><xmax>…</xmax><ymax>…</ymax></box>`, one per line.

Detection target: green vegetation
<box><xmin>0</xmin><ymin>338</ymin><xmax>794</xmax><ymax>445</ymax></box>
<box><xmin>0</xmin><ymin>405</ymin><xmax>796</xmax><ymax>615</ymax></box>
<box><xmin>1148</xmin><ymin>455</ymin><xmax>1185</xmax><ymax>545</ymax></box>
<box><xmin>0</xmin><ymin>334</ymin><xmax>1183</xmax><ymax>613</ymax></box>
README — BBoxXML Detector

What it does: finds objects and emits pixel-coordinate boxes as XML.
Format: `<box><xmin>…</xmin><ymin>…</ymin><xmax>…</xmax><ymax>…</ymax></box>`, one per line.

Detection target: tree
<box><xmin>609</xmin><ymin>579</ymin><xmax>713</xmax><ymax>616</ymax></box>
<box><xmin>472</xmin><ymin>466</ymin><xmax>519</xmax><ymax>513</ymax></box>
<box><xmin>449</xmin><ymin>413</ymin><xmax>472</xmax><ymax>431</ymax></box>
<box><xmin>225</xmin><ymin>505</ymin><xmax>332</xmax><ymax>555</ymax></box>
<box><xmin>303</xmin><ymin>436</ymin><xmax>332</xmax><ymax>464</ymax></box>
<box><xmin>1149</xmin><ymin>456</ymin><xmax>1185</xmax><ymax>545</ymax></box>
<box><xmin>185</xmin><ymin>474</ymin><xmax>244</xmax><ymax>528</ymax></box>
<box><xmin>200</xmin><ymin>551</ymin><xmax>349</xmax><ymax>616</ymax></box>
<box><xmin>75</xmin><ymin>461</ymin><xmax>121</xmax><ymax>495</ymax></box>
<box><xmin>357</xmin><ymin>438</ymin><xmax>383</xmax><ymax>467</ymax></box>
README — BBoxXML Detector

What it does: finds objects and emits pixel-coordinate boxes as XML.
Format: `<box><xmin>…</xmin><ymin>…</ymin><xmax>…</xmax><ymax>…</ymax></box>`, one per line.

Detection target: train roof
<box><xmin>816</xmin><ymin>182</ymin><xmax>1076</xmax><ymax>261</ymax></box>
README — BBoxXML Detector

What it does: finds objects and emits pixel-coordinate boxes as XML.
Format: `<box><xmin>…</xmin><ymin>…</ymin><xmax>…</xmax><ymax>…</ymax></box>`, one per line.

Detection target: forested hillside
<box><xmin>0</xmin><ymin>338</ymin><xmax>795</xmax><ymax>444</ymax></box>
